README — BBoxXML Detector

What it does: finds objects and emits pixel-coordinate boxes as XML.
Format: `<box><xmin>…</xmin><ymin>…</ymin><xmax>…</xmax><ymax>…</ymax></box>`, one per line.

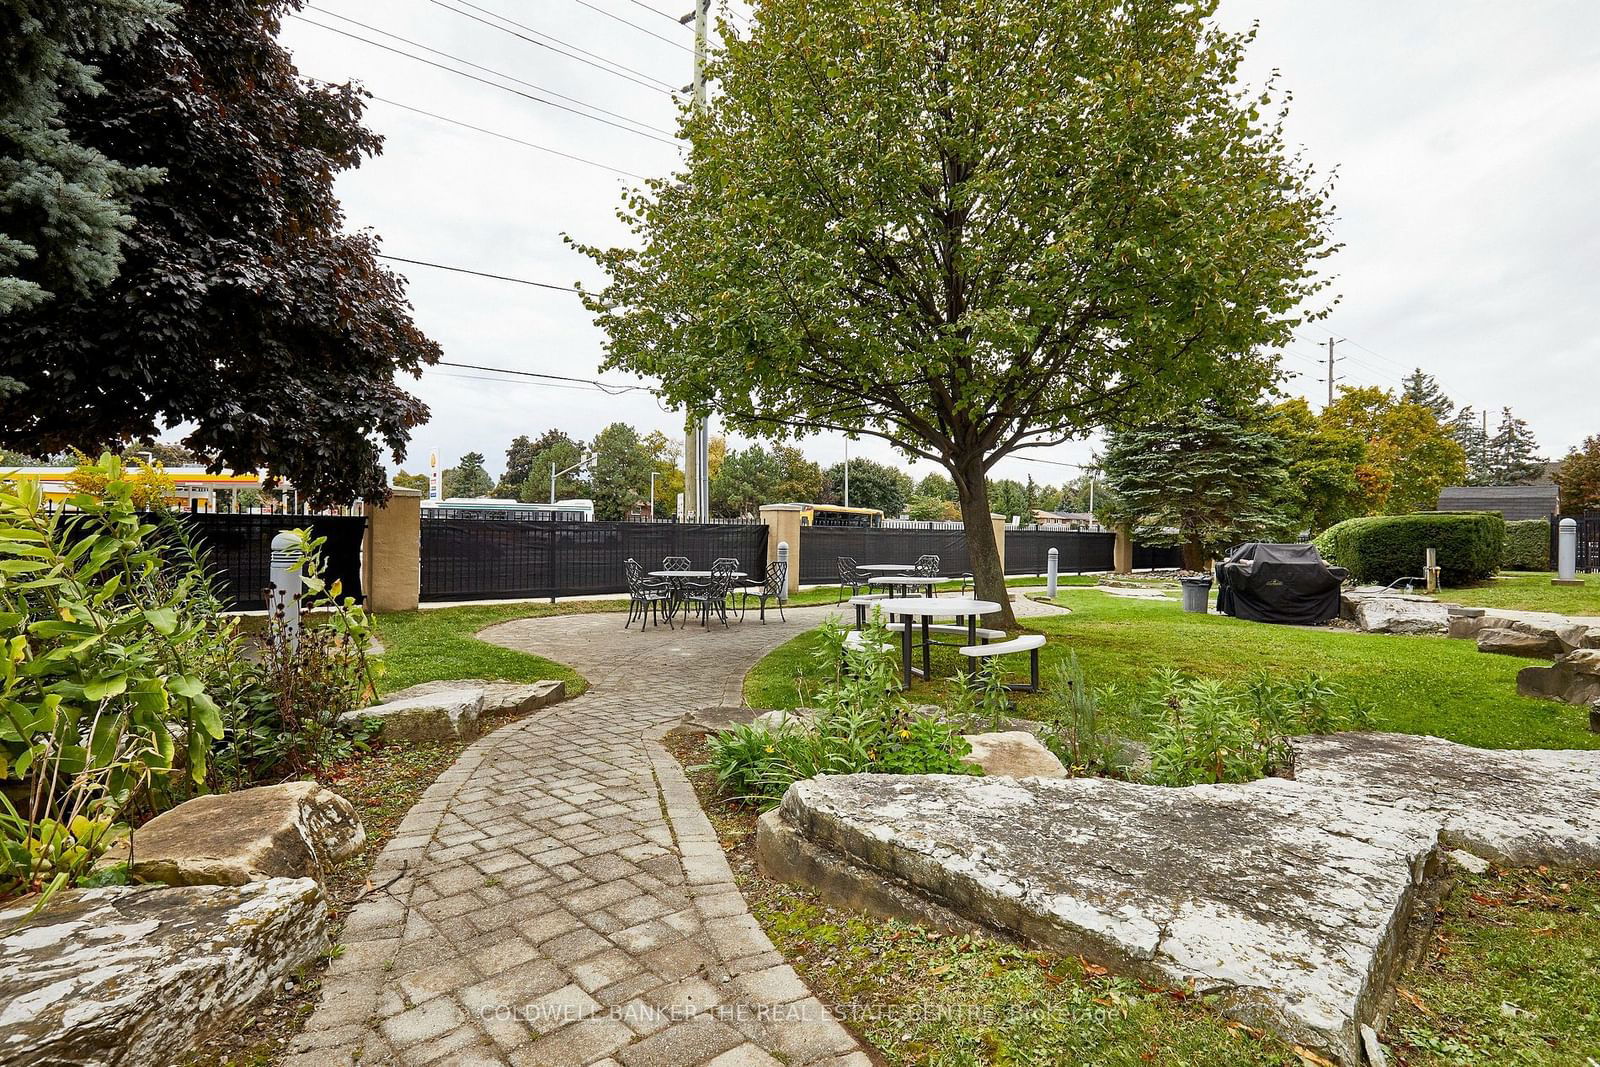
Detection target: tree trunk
<box><xmin>952</xmin><ymin>459</ymin><xmax>1017</xmax><ymax>629</ymax></box>
<box><xmin>1181</xmin><ymin>539</ymin><xmax>1207</xmax><ymax>572</ymax></box>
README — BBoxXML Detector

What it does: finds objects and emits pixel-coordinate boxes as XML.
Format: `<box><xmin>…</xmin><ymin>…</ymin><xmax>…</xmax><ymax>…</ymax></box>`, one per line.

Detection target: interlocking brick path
<box><xmin>290</xmin><ymin>594</ymin><xmax>1062</xmax><ymax>1066</ymax></box>
<box><xmin>288</xmin><ymin>603</ymin><xmax>871</xmax><ymax>1067</ymax></box>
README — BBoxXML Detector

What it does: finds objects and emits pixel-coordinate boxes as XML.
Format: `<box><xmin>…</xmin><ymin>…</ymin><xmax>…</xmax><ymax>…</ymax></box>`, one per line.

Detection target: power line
<box><xmin>292</xmin><ymin>15</ymin><xmax>679</xmax><ymax>144</ymax></box>
<box><xmin>564</xmin><ymin>0</ymin><xmax>696</xmax><ymax>54</ymax></box>
<box><xmin>303</xmin><ymin>7</ymin><xmax>675</xmax><ymax>137</ymax></box>
<box><xmin>428</xmin><ymin>0</ymin><xmax>682</xmax><ymax>96</ymax></box>
<box><xmin>363</xmin><ymin>95</ymin><xmax>651</xmax><ymax>180</ymax></box>
<box><xmin>431</xmin><ymin>361</ymin><xmax>651</xmax><ymax>394</ymax></box>
<box><xmin>622</xmin><ymin>0</ymin><xmax>694</xmax><ymax>29</ymax></box>
<box><xmin>376</xmin><ymin>254</ymin><xmax>585</xmax><ymax>293</ymax></box>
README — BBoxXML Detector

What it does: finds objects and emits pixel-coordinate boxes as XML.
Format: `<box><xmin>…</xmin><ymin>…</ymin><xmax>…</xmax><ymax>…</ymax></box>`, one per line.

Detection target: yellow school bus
<box><xmin>793</xmin><ymin>503</ymin><xmax>885</xmax><ymax>528</ymax></box>
<box><xmin>2</xmin><ymin>467</ymin><xmax>262</xmax><ymax>512</ymax></box>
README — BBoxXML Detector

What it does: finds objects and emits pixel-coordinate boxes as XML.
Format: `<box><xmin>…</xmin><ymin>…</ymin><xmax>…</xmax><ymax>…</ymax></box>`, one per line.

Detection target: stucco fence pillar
<box><xmin>759</xmin><ymin>504</ymin><xmax>804</xmax><ymax>595</ymax></box>
<box><xmin>364</xmin><ymin>487</ymin><xmax>421</xmax><ymax>612</ymax></box>
<box><xmin>1113</xmin><ymin>522</ymin><xmax>1134</xmax><ymax>575</ymax></box>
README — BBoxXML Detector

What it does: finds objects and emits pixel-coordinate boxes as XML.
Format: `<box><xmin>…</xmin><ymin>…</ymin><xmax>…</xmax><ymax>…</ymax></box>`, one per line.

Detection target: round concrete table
<box><xmin>875</xmin><ymin>596</ymin><xmax>1001</xmax><ymax>687</ymax></box>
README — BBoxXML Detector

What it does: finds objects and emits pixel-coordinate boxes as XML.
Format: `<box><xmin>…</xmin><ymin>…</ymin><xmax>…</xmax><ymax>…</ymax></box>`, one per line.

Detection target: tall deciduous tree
<box><xmin>519</xmin><ymin>432</ymin><xmax>588</xmax><ymax>503</ymax></box>
<box><xmin>1100</xmin><ymin>405</ymin><xmax>1296</xmax><ymax>570</ymax></box>
<box><xmin>441</xmin><ymin>451</ymin><xmax>492</xmax><ymax>499</ymax></box>
<box><xmin>589</xmin><ymin>422</ymin><xmax>653</xmax><ymax>520</ymax></box>
<box><xmin>1323</xmin><ymin>387</ymin><xmax>1467</xmax><ymax>514</ymax></box>
<box><xmin>1554</xmin><ymin>436</ymin><xmax>1600</xmax><ymax>514</ymax></box>
<box><xmin>821</xmin><ymin>458</ymin><xmax>913</xmax><ymax>517</ymax></box>
<box><xmin>1266</xmin><ymin>397</ymin><xmax>1364</xmax><ymax>533</ymax></box>
<box><xmin>392</xmin><ymin>470</ymin><xmax>429</xmax><ymax>493</ymax></box>
<box><xmin>574</xmin><ymin>0</ymin><xmax>1334</xmax><ymax>624</ymax></box>
<box><xmin>0</xmin><ymin>0</ymin><xmax>440</xmax><ymax>503</ymax></box>
<box><xmin>1</xmin><ymin>0</ymin><xmax>170</xmax><ymax>321</ymax></box>
<box><xmin>642</xmin><ymin>429</ymin><xmax>683</xmax><ymax>517</ymax></box>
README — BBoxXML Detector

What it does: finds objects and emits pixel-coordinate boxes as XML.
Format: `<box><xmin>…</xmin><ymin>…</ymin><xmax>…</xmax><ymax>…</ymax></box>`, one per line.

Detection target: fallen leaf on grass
<box><xmin>1396</xmin><ymin>986</ymin><xmax>1433</xmax><ymax>1015</ymax></box>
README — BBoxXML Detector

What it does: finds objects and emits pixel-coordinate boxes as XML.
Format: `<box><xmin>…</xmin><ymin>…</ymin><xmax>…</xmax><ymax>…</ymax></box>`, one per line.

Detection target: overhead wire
<box><xmin>375</xmin><ymin>254</ymin><xmax>585</xmax><ymax>293</ymax></box>
<box><xmin>564</xmin><ymin>0</ymin><xmax>697</xmax><ymax>54</ymax></box>
<box><xmin>302</xmin><ymin>6</ymin><xmax>676</xmax><ymax>137</ymax></box>
<box><xmin>360</xmin><ymin>95</ymin><xmax>651</xmax><ymax>180</ymax></box>
<box><xmin>292</xmin><ymin>14</ymin><xmax>680</xmax><ymax>144</ymax></box>
<box><xmin>428</xmin><ymin>0</ymin><xmax>683</xmax><ymax>95</ymax></box>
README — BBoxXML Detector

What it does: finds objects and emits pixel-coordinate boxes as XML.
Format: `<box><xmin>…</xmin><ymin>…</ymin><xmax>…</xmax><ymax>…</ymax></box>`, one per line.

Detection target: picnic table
<box><xmin>869</xmin><ymin>573</ymin><xmax>943</xmax><ymax>598</ymax></box>
<box><xmin>857</xmin><ymin>563</ymin><xmax>915</xmax><ymax>574</ymax></box>
<box><xmin>876</xmin><ymin>596</ymin><xmax>1001</xmax><ymax>687</ymax></box>
<box><xmin>647</xmin><ymin>570</ymin><xmax>747</xmax><ymax>580</ymax></box>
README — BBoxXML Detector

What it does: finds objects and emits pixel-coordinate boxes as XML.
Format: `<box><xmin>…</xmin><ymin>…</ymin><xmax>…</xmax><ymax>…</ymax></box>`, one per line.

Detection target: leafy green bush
<box><xmin>1104</xmin><ymin>668</ymin><xmax>1370</xmax><ymax>786</ymax></box>
<box><xmin>0</xmin><ymin>457</ymin><xmax>233</xmax><ymax>899</ymax></box>
<box><xmin>1314</xmin><ymin>512</ymin><xmax>1504</xmax><ymax>585</ymax></box>
<box><xmin>703</xmin><ymin>614</ymin><xmax>974</xmax><ymax>809</ymax></box>
<box><xmin>1502</xmin><ymin>519</ymin><xmax>1550</xmax><ymax>571</ymax></box>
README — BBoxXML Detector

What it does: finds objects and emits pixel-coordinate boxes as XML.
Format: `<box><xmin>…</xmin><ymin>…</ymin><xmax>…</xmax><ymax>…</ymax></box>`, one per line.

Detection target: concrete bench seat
<box><xmin>958</xmin><ymin>633</ymin><xmax>1046</xmax><ymax>692</ymax></box>
<box><xmin>849</xmin><ymin>593</ymin><xmax>892</xmax><ymax>629</ymax></box>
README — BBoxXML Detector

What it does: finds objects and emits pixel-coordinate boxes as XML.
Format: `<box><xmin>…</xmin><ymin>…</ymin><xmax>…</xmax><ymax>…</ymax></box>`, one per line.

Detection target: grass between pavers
<box><xmin>1384</xmin><ymin>865</ymin><xmax>1600</xmax><ymax>1065</ymax></box>
<box><xmin>1430</xmin><ymin>570</ymin><xmax>1600</xmax><ymax>616</ymax></box>
<box><xmin>371</xmin><ymin>600</ymin><xmax>625</xmax><ymax>696</ymax></box>
<box><xmin>662</xmin><ymin>731</ymin><xmax>1303</xmax><ymax>1066</ymax></box>
<box><xmin>743</xmin><ymin>587</ymin><xmax>1600</xmax><ymax>750</ymax></box>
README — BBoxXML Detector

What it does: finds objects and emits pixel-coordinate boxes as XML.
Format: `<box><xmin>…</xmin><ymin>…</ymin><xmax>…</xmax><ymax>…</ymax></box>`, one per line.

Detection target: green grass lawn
<box><xmin>1384</xmin><ymin>866</ymin><xmax>1600</xmax><ymax>1065</ymax></box>
<box><xmin>372</xmin><ymin>601</ymin><xmax>622</xmax><ymax>696</ymax></box>
<box><xmin>1432</xmin><ymin>570</ymin><xmax>1600</xmax><ymax>616</ymax></box>
<box><xmin>744</xmin><ymin>587</ymin><xmax>1599</xmax><ymax>750</ymax></box>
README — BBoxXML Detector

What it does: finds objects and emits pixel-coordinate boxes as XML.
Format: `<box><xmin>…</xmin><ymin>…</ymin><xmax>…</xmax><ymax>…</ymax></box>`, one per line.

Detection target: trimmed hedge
<box><xmin>1314</xmin><ymin>512</ymin><xmax>1505</xmax><ymax>586</ymax></box>
<box><xmin>1503</xmin><ymin>518</ymin><xmax>1550</xmax><ymax>571</ymax></box>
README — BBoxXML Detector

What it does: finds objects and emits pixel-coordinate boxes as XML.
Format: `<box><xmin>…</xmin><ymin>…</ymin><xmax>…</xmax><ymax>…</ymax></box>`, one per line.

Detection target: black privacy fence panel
<box><xmin>420</xmin><ymin>519</ymin><xmax>768</xmax><ymax>602</ymax></box>
<box><xmin>1133</xmin><ymin>541</ymin><xmax>1184</xmax><ymax>570</ymax></box>
<box><xmin>800</xmin><ymin>527</ymin><xmax>972</xmax><ymax>584</ymax></box>
<box><xmin>1004</xmin><ymin>529</ymin><xmax>1117</xmax><ymax>575</ymax></box>
<box><xmin>802</xmin><ymin>525</ymin><xmax>1184</xmax><ymax>584</ymax></box>
<box><xmin>179</xmin><ymin>513</ymin><xmax>366</xmax><ymax>611</ymax></box>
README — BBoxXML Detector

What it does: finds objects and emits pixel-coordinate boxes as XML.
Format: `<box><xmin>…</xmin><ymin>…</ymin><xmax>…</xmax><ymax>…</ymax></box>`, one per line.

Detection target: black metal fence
<box><xmin>181</xmin><ymin>513</ymin><xmax>366</xmax><ymax>611</ymax></box>
<box><xmin>1552</xmin><ymin>513</ymin><xmax>1600</xmax><ymax>572</ymax></box>
<box><xmin>1005</xmin><ymin>528</ymin><xmax>1118</xmax><ymax>575</ymax></box>
<box><xmin>798</xmin><ymin>526</ymin><xmax>972</xmax><ymax>584</ymax></box>
<box><xmin>801</xmin><ymin>524</ymin><xmax>1181</xmax><ymax>583</ymax></box>
<box><xmin>420</xmin><ymin>519</ymin><xmax>768</xmax><ymax>602</ymax></box>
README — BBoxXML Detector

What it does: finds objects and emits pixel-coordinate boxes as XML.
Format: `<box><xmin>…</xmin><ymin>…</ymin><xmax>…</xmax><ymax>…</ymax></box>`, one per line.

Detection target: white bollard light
<box><xmin>1046</xmin><ymin>546</ymin><xmax>1059</xmax><ymax>599</ymax></box>
<box><xmin>777</xmin><ymin>540</ymin><xmax>790</xmax><ymax>603</ymax></box>
<box><xmin>1557</xmin><ymin>518</ymin><xmax>1578</xmax><ymax>583</ymax></box>
<box><xmin>269</xmin><ymin>531</ymin><xmax>303</xmax><ymax>647</ymax></box>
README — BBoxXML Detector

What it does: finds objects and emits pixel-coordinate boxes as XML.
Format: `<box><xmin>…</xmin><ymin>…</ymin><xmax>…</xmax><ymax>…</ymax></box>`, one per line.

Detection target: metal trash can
<box><xmin>1179</xmin><ymin>576</ymin><xmax>1213</xmax><ymax>614</ymax></box>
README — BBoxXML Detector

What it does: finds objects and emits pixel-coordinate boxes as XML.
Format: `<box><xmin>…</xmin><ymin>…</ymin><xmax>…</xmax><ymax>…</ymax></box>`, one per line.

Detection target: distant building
<box><xmin>1</xmin><ymin>466</ymin><xmax>260</xmax><ymax>512</ymax></box>
<box><xmin>1031</xmin><ymin>509</ymin><xmax>1101</xmax><ymax>530</ymax></box>
<box><xmin>1435</xmin><ymin>484</ymin><xmax>1559</xmax><ymax>521</ymax></box>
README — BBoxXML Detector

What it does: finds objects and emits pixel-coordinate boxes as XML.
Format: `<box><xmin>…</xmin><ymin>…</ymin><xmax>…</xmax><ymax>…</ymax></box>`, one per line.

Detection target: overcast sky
<box><xmin>276</xmin><ymin>1</ymin><xmax>1600</xmax><ymax>491</ymax></box>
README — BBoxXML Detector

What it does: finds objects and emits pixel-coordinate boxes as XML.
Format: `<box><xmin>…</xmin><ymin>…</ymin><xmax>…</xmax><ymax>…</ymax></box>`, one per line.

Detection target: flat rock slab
<box><xmin>1348</xmin><ymin>595</ymin><xmax>1450</xmax><ymax>636</ymax></box>
<box><xmin>124</xmin><ymin>780</ymin><xmax>364</xmax><ymax>887</ymax></box>
<box><xmin>383</xmin><ymin>677</ymin><xmax>566</xmax><ymax>716</ymax></box>
<box><xmin>0</xmin><ymin>878</ymin><xmax>327</xmax><ymax>1067</ymax></box>
<box><xmin>960</xmin><ymin>730</ymin><xmax>1067</xmax><ymax>777</ymax></box>
<box><xmin>1517</xmin><ymin>648</ymin><xmax>1600</xmax><ymax>707</ymax></box>
<box><xmin>762</xmin><ymin>733</ymin><xmax>1600</xmax><ymax>1063</ymax></box>
<box><xmin>343</xmin><ymin>686</ymin><xmax>484</xmax><ymax>741</ymax></box>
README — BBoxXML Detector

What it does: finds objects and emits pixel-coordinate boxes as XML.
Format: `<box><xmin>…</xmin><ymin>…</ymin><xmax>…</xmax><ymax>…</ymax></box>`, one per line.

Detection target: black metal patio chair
<box><xmin>837</xmin><ymin>556</ymin><xmax>869</xmax><ymax>603</ymax></box>
<box><xmin>661</xmin><ymin>556</ymin><xmax>691</xmax><ymax>571</ymax></box>
<box><xmin>623</xmin><ymin>558</ymin><xmax>673</xmax><ymax>631</ymax></box>
<box><xmin>681</xmin><ymin>558</ymin><xmax>738</xmax><ymax>628</ymax></box>
<box><xmin>739</xmin><ymin>560</ymin><xmax>788</xmax><ymax>623</ymax></box>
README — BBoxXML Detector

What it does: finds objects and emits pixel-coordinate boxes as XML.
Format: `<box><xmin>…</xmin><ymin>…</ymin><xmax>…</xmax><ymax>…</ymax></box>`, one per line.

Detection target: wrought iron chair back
<box><xmin>662</xmin><ymin>556</ymin><xmax>691</xmax><ymax>571</ymax></box>
<box><xmin>914</xmin><ymin>554</ymin><xmax>941</xmax><ymax>576</ymax></box>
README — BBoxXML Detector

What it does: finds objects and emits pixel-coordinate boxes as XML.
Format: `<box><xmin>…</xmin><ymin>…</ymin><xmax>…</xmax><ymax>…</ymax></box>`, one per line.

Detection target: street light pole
<box><xmin>649</xmin><ymin>470</ymin><xmax>658</xmax><ymax>519</ymax></box>
<box><xmin>551</xmin><ymin>454</ymin><xmax>585</xmax><ymax>505</ymax></box>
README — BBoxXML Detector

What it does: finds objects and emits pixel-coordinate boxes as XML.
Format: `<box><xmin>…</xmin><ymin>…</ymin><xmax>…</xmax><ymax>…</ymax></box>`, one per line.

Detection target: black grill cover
<box><xmin>1214</xmin><ymin>543</ymin><xmax>1347</xmax><ymax>625</ymax></box>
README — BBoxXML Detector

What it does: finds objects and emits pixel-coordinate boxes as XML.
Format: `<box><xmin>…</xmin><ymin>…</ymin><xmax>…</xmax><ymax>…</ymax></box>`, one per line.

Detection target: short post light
<box><xmin>1046</xmin><ymin>546</ymin><xmax>1059</xmax><ymax>599</ymax></box>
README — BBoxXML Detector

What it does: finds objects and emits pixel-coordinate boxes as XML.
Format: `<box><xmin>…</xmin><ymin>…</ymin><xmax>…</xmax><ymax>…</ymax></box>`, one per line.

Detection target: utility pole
<box><xmin>843</xmin><ymin>438</ymin><xmax>850</xmax><ymax>508</ymax></box>
<box><xmin>1323</xmin><ymin>336</ymin><xmax>1343</xmax><ymax>409</ymax></box>
<box><xmin>680</xmin><ymin>0</ymin><xmax>711</xmax><ymax>522</ymax></box>
<box><xmin>649</xmin><ymin>470</ymin><xmax>657</xmax><ymax>520</ymax></box>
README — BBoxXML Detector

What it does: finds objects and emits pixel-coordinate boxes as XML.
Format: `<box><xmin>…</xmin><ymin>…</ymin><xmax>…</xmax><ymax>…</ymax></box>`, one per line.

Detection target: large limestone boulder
<box><xmin>0</xmin><ymin>878</ymin><xmax>328</xmax><ymax>1067</ymax></box>
<box><xmin>960</xmin><ymin>731</ymin><xmax>1067</xmax><ymax>777</ymax></box>
<box><xmin>1517</xmin><ymin>648</ymin><xmax>1600</xmax><ymax>707</ymax></box>
<box><xmin>383</xmin><ymin>677</ymin><xmax>565</xmax><ymax>716</ymax></box>
<box><xmin>125</xmin><ymin>781</ymin><xmax>364</xmax><ymax>887</ymax></box>
<box><xmin>758</xmin><ymin>733</ymin><xmax>1600</xmax><ymax>1064</ymax></box>
<box><xmin>1352</xmin><ymin>596</ymin><xmax>1450</xmax><ymax>636</ymax></box>
<box><xmin>342</xmin><ymin>686</ymin><xmax>484</xmax><ymax>741</ymax></box>
<box><xmin>1477</xmin><ymin>626</ymin><xmax>1566</xmax><ymax>659</ymax></box>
